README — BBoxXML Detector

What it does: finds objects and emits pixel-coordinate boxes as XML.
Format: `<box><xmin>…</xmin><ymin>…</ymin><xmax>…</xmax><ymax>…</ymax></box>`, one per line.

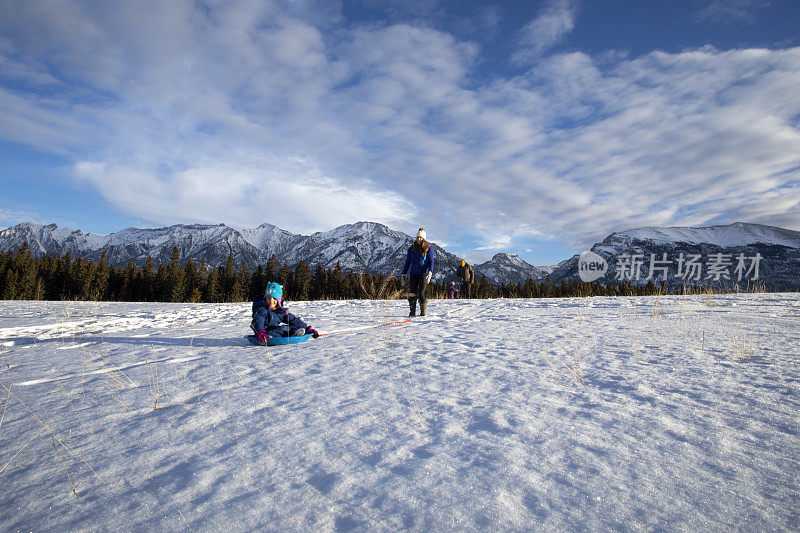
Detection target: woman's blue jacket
<box><xmin>402</xmin><ymin>246</ymin><xmax>433</xmax><ymax>276</ymax></box>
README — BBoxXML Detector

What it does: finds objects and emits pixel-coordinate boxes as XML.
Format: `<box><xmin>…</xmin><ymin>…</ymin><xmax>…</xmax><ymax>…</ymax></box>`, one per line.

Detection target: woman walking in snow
<box><xmin>402</xmin><ymin>228</ymin><xmax>433</xmax><ymax>316</ymax></box>
<box><xmin>251</xmin><ymin>282</ymin><xmax>319</xmax><ymax>343</ymax></box>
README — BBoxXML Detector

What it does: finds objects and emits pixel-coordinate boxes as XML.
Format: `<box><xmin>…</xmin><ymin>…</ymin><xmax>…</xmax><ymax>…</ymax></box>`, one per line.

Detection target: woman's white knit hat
<box><xmin>416</xmin><ymin>228</ymin><xmax>427</xmax><ymax>240</ymax></box>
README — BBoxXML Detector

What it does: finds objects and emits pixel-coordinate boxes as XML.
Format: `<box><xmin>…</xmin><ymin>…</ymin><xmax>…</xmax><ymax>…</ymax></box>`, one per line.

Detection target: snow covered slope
<box><xmin>1</xmin><ymin>295</ymin><xmax>798</xmax><ymax>530</ymax></box>
<box><xmin>0</xmin><ymin>222</ymin><xmax>111</xmax><ymax>256</ymax></box>
<box><xmin>0</xmin><ymin>221</ymin><xmax>465</xmax><ymax>282</ymax></box>
<box><xmin>535</xmin><ymin>263</ymin><xmax>558</xmax><ymax>276</ymax></box>
<box><xmin>279</xmin><ymin>221</ymin><xmax>462</xmax><ymax>283</ymax></box>
<box><xmin>599</xmin><ymin>222</ymin><xmax>800</xmax><ymax>250</ymax></box>
<box><xmin>0</xmin><ymin>222</ymin><xmax>270</xmax><ymax>268</ymax></box>
<box><xmin>281</xmin><ymin>221</ymin><xmax>413</xmax><ymax>272</ymax></box>
<box><xmin>474</xmin><ymin>253</ymin><xmax>548</xmax><ymax>285</ymax></box>
<box><xmin>551</xmin><ymin>222</ymin><xmax>800</xmax><ymax>290</ymax></box>
<box><xmin>239</xmin><ymin>223</ymin><xmax>304</xmax><ymax>260</ymax></box>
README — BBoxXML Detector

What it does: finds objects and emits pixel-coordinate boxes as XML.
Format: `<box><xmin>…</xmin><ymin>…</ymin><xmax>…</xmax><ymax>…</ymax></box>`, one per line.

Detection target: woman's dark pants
<box><xmin>408</xmin><ymin>274</ymin><xmax>428</xmax><ymax>316</ymax></box>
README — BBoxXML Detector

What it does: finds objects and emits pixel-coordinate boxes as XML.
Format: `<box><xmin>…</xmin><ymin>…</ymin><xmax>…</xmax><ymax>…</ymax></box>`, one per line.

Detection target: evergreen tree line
<box><xmin>1</xmin><ymin>242</ymin><xmax>719</xmax><ymax>303</ymax></box>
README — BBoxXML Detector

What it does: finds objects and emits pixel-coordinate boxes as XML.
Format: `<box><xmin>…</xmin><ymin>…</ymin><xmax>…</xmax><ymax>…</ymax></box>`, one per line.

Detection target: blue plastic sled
<box><xmin>246</xmin><ymin>333</ymin><xmax>313</xmax><ymax>346</ymax></box>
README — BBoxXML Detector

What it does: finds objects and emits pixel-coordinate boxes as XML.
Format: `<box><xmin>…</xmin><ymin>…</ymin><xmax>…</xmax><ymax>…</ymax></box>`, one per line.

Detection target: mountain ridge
<box><xmin>547</xmin><ymin>222</ymin><xmax>800</xmax><ymax>290</ymax></box>
<box><xmin>2</xmin><ymin>221</ymin><xmax>798</xmax><ymax>288</ymax></box>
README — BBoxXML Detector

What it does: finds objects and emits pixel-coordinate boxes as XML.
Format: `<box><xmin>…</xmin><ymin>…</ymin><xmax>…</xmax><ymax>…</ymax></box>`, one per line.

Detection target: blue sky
<box><xmin>1</xmin><ymin>0</ymin><xmax>799</xmax><ymax>265</ymax></box>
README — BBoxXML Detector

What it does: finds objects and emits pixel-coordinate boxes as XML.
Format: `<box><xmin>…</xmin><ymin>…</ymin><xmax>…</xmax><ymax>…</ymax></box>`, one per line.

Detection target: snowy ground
<box><xmin>0</xmin><ymin>294</ymin><xmax>798</xmax><ymax>531</ymax></box>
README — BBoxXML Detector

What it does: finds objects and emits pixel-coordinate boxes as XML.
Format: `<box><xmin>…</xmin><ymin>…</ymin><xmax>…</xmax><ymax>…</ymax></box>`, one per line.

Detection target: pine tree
<box><xmin>0</xmin><ymin>251</ymin><xmax>9</xmax><ymax>298</ymax></box>
<box><xmin>328</xmin><ymin>262</ymin><xmax>344</xmax><ymax>299</ymax></box>
<box><xmin>276</xmin><ymin>265</ymin><xmax>291</xmax><ymax>299</ymax></box>
<box><xmin>2</xmin><ymin>272</ymin><xmax>18</xmax><ymax>299</ymax></box>
<box><xmin>68</xmin><ymin>258</ymin><xmax>87</xmax><ymax>300</ymax></box>
<box><xmin>265</xmin><ymin>254</ymin><xmax>279</xmax><ymax>285</ymax></box>
<box><xmin>249</xmin><ymin>266</ymin><xmax>265</xmax><ymax>301</ymax></box>
<box><xmin>204</xmin><ymin>268</ymin><xmax>222</xmax><ymax>302</ymax></box>
<box><xmin>106</xmin><ymin>264</ymin><xmax>122</xmax><ymax>300</ymax></box>
<box><xmin>222</xmin><ymin>253</ymin><xmax>236</xmax><ymax>302</ymax></box>
<box><xmin>15</xmin><ymin>242</ymin><xmax>38</xmax><ymax>299</ymax></box>
<box><xmin>38</xmin><ymin>254</ymin><xmax>56</xmax><ymax>300</ymax></box>
<box><xmin>94</xmin><ymin>252</ymin><xmax>111</xmax><ymax>300</ymax></box>
<box><xmin>155</xmin><ymin>264</ymin><xmax>168</xmax><ymax>301</ymax></box>
<box><xmin>119</xmin><ymin>262</ymin><xmax>135</xmax><ymax>301</ymax></box>
<box><xmin>166</xmin><ymin>247</ymin><xmax>186</xmax><ymax>302</ymax></box>
<box><xmin>142</xmin><ymin>256</ymin><xmax>155</xmax><ymax>301</ymax></box>
<box><xmin>52</xmin><ymin>253</ymin><xmax>72</xmax><ymax>300</ymax></box>
<box><xmin>476</xmin><ymin>275</ymin><xmax>493</xmax><ymax>298</ymax></box>
<box><xmin>522</xmin><ymin>279</ymin><xmax>538</xmax><ymax>298</ymax></box>
<box><xmin>311</xmin><ymin>264</ymin><xmax>327</xmax><ymax>300</ymax></box>
<box><xmin>343</xmin><ymin>271</ymin><xmax>359</xmax><ymax>299</ymax></box>
<box><xmin>184</xmin><ymin>260</ymin><xmax>203</xmax><ymax>303</ymax></box>
<box><xmin>232</xmin><ymin>261</ymin><xmax>249</xmax><ymax>302</ymax></box>
<box><xmin>294</xmin><ymin>261</ymin><xmax>311</xmax><ymax>301</ymax></box>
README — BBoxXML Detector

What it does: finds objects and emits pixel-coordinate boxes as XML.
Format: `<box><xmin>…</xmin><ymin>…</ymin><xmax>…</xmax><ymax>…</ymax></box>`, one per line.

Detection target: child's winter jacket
<box><xmin>252</xmin><ymin>296</ymin><xmax>308</xmax><ymax>338</ymax></box>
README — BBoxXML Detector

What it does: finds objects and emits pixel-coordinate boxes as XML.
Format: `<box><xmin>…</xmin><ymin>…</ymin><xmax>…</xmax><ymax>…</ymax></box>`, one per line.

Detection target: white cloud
<box><xmin>0</xmin><ymin>52</ymin><xmax>59</xmax><ymax>87</ymax></box>
<box><xmin>0</xmin><ymin>88</ymin><xmax>93</xmax><ymax>154</ymax></box>
<box><xmin>73</xmin><ymin>157</ymin><xmax>413</xmax><ymax>234</ymax></box>
<box><xmin>475</xmin><ymin>235</ymin><xmax>511</xmax><ymax>251</ymax></box>
<box><xmin>512</xmin><ymin>0</ymin><xmax>578</xmax><ymax>64</ymax></box>
<box><xmin>459</xmin><ymin>46</ymin><xmax>800</xmax><ymax>249</ymax></box>
<box><xmin>474</xmin><ymin>223</ymin><xmax>547</xmax><ymax>252</ymax></box>
<box><xmin>696</xmin><ymin>0</ymin><xmax>771</xmax><ymax>25</ymax></box>
<box><xmin>0</xmin><ymin>0</ymin><xmax>799</xmax><ymax>253</ymax></box>
<box><xmin>0</xmin><ymin>207</ymin><xmax>45</xmax><ymax>228</ymax></box>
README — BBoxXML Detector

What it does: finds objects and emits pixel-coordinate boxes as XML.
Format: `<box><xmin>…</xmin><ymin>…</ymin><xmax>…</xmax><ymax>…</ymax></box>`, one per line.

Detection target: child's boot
<box><xmin>408</xmin><ymin>297</ymin><xmax>416</xmax><ymax>317</ymax></box>
<box><xmin>420</xmin><ymin>299</ymin><xmax>427</xmax><ymax>316</ymax></box>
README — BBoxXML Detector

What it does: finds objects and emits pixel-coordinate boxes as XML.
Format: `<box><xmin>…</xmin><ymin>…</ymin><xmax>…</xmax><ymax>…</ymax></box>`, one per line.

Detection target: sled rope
<box><xmin>317</xmin><ymin>318</ymin><xmax>412</xmax><ymax>338</ymax></box>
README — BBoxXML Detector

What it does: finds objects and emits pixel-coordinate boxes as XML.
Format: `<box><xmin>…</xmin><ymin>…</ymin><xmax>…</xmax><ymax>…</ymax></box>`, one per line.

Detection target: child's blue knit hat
<box><xmin>265</xmin><ymin>282</ymin><xmax>283</xmax><ymax>300</ymax></box>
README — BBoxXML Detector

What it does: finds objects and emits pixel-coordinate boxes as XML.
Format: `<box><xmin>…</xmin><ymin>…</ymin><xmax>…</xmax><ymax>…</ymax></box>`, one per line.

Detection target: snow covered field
<box><xmin>1</xmin><ymin>294</ymin><xmax>798</xmax><ymax>531</ymax></box>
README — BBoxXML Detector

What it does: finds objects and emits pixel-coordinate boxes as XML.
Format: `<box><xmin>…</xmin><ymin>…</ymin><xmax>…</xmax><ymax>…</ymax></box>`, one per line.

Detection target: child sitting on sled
<box><xmin>251</xmin><ymin>282</ymin><xmax>319</xmax><ymax>344</ymax></box>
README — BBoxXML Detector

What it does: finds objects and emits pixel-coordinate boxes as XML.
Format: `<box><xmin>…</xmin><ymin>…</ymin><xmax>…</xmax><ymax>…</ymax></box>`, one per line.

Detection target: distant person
<box><xmin>457</xmin><ymin>260</ymin><xmax>474</xmax><ymax>298</ymax></box>
<box><xmin>251</xmin><ymin>282</ymin><xmax>319</xmax><ymax>343</ymax></box>
<box><xmin>447</xmin><ymin>281</ymin><xmax>459</xmax><ymax>299</ymax></box>
<box><xmin>402</xmin><ymin>228</ymin><xmax>433</xmax><ymax>316</ymax></box>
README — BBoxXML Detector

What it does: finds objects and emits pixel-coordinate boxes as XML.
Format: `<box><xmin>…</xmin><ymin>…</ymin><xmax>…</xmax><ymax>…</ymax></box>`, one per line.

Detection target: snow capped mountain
<box><xmin>3</xmin><ymin>220</ymin><xmax>798</xmax><ymax>289</ymax></box>
<box><xmin>534</xmin><ymin>264</ymin><xmax>558</xmax><ymax>276</ymax></box>
<box><xmin>596</xmin><ymin>222</ymin><xmax>800</xmax><ymax>253</ymax></box>
<box><xmin>474</xmin><ymin>253</ymin><xmax>549</xmax><ymax>285</ymax></box>
<box><xmin>280</xmin><ymin>221</ymin><xmax>463</xmax><ymax>283</ymax></box>
<box><xmin>239</xmin><ymin>223</ymin><xmax>304</xmax><ymax>258</ymax></box>
<box><xmin>550</xmin><ymin>222</ymin><xmax>800</xmax><ymax>290</ymax></box>
<box><xmin>0</xmin><ymin>221</ymin><xmax>464</xmax><ymax>283</ymax></box>
<box><xmin>0</xmin><ymin>222</ymin><xmax>270</xmax><ymax>268</ymax></box>
<box><xmin>281</xmin><ymin>221</ymin><xmax>412</xmax><ymax>272</ymax></box>
<box><xmin>0</xmin><ymin>222</ymin><xmax>108</xmax><ymax>256</ymax></box>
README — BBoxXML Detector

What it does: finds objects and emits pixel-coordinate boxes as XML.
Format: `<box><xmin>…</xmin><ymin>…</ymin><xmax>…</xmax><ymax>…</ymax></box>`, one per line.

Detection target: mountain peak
<box><xmin>4</xmin><ymin>219</ymin><xmax>798</xmax><ymax>288</ymax></box>
<box><xmin>336</xmin><ymin>221</ymin><xmax>394</xmax><ymax>234</ymax></box>
<box><xmin>606</xmin><ymin>221</ymin><xmax>800</xmax><ymax>249</ymax></box>
<box><xmin>475</xmin><ymin>252</ymin><xmax>546</xmax><ymax>285</ymax></box>
<box><xmin>492</xmin><ymin>252</ymin><xmax>519</xmax><ymax>260</ymax></box>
